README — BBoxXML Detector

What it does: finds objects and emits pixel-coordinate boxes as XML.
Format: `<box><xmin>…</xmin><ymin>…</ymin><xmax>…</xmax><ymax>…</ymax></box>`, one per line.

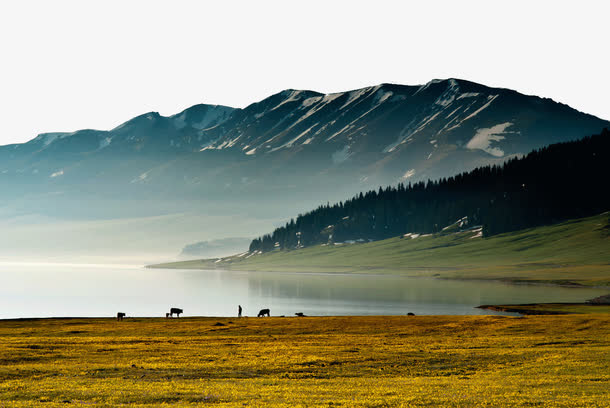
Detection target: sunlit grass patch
<box><xmin>0</xmin><ymin>315</ymin><xmax>608</xmax><ymax>406</ymax></box>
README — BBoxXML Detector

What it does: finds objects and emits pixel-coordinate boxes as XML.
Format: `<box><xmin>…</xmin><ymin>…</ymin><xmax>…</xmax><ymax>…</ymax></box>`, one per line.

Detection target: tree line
<box><xmin>250</xmin><ymin>129</ymin><xmax>610</xmax><ymax>252</ymax></box>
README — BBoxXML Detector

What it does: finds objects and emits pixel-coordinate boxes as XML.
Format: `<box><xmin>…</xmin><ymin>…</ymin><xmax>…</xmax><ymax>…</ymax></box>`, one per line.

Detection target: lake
<box><xmin>0</xmin><ymin>262</ymin><xmax>607</xmax><ymax>319</ymax></box>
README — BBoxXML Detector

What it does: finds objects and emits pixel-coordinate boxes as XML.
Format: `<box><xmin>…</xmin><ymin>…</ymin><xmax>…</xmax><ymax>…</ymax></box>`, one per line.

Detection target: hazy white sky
<box><xmin>0</xmin><ymin>0</ymin><xmax>608</xmax><ymax>145</ymax></box>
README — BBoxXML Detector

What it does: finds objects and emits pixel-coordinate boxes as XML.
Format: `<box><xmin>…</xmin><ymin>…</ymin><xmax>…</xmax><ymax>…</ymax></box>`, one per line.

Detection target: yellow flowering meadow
<box><xmin>0</xmin><ymin>315</ymin><xmax>608</xmax><ymax>407</ymax></box>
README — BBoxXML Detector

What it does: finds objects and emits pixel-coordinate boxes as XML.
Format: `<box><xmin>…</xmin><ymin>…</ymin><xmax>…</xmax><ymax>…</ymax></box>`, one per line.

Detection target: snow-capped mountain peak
<box><xmin>1</xmin><ymin>79</ymin><xmax>607</xmax><ymax>204</ymax></box>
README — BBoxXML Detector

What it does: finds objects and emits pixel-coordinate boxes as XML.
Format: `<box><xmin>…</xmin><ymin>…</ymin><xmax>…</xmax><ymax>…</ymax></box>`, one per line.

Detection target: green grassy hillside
<box><xmin>150</xmin><ymin>213</ymin><xmax>610</xmax><ymax>286</ymax></box>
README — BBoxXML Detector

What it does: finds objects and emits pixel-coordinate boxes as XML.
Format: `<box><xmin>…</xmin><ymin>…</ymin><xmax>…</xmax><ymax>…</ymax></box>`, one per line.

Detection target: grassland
<box><xmin>151</xmin><ymin>213</ymin><xmax>610</xmax><ymax>287</ymax></box>
<box><xmin>0</xmin><ymin>315</ymin><xmax>608</xmax><ymax>407</ymax></box>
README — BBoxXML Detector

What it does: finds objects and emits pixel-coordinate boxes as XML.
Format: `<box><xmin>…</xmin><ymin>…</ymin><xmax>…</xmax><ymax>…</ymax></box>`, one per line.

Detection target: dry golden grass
<box><xmin>0</xmin><ymin>315</ymin><xmax>609</xmax><ymax>407</ymax></box>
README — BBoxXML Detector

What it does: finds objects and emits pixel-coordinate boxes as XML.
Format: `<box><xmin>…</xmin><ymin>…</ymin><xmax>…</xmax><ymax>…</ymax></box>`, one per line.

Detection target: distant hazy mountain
<box><xmin>179</xmin><ymin>237</ymin><xmax>252</xmax><ymax>259</ymax></box>
<box><xmin>0</xmin><ymin>79</ymin><xmax>607</xmax><ymax>261</ymax></box>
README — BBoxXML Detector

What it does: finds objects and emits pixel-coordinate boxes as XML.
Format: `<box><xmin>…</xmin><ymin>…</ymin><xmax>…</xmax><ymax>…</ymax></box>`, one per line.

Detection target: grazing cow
<box><xmin>407</xmin><ymin>312</ymin><xmax>415</xmax><ymax>316</ymax></box>
<box><xmin>170</xmin><ymin>308</ymin><xmax>183</xmax><ymax>317</ymax></box>
<box><xmin>257</xmin><ymin>308</ymin><xmax>270</xmax><ymax>317</ymax></box>
<box><xmin>117</xmin><ymin>312</ymin><xmax>126</xmax><ymax>321</ymax></box>
<box><xmin>295</xmin><ymin>312</ymin><xmax>306</xmax><ymax>317</ymax></box>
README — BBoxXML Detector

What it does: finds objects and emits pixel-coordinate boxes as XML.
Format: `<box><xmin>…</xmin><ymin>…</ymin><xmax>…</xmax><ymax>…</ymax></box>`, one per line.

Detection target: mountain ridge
<box><xmin>8</xmin><ymin>78</ymin><xmax>606</xmax><ymax>150</ymax></box>
<box><xmin>0</xmin><ymin>78</ymin><xmax>608</xmax><ymax>260</ymax></box>
<box><xmin>2</xmin><ymin>78</ymin><xmax>608</xmax><ymax>201</ymax></box>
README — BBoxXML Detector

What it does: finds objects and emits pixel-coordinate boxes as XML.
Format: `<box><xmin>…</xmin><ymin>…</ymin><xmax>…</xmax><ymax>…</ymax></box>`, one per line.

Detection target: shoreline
<box><xmin>5</xmin><ymin>301</ymin><xmax>608</xmax><ymax>321</ymax></box>
<box><xmin>478</xmin><ymin>302</ymin><xmax>610</xmax><ymax>315</ymax></box>
<box><xmin>148</xmin><ymin>213</ymin><xmax>610</xmax><ymax>288</ymax></box>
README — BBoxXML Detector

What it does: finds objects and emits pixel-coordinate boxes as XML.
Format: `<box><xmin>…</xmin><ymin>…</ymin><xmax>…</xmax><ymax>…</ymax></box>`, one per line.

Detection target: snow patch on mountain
<box><xmin>445</xmin><ymin>106</ymin><xmax>462</xmax><ymax>119</ymax></box>
<box><xmin>302</xmin><ymin>96</ymin><xmax>321</xmax><ymax>108</ymax></box>
<box><xmin>131</xmin><ymin>171</ymin><xmax>149</xmax><ymax>183</ymax></box>
<box><xmin>383</xmin><ymin>118</ymin><xmax>419</xmax><ymax>153</ymax></box>
<box><xmin>37</xmin><ymin>133</ymin><xmax>62</xmax><ymax>146</ymax></box>
<box><xmin>444</xmin><ymin>95</ymin><xmax>498</xmax><ymax>132</ymax></box>
<box><xmin>401</xmin><ymin>169</ymin><xmax>416</xmax><ymax>179</ymax></box>
<box><xmin>194</xmin><ymin>107</ymin><xmax>233</xmax><ymax>129</ymax></box>
<box><xmin>373</xmin><ymin>89</ymin><xmax>393</xmax><ymax>105</ymax></box>
<box><xmin>283</xmin><ymin>99</ymin><xmax>331</xmax><ymax>133</ymax></box>
<box><xmin>466</xmin><ymin>122</ymin><xmax>515</xmax><ymax>157</ymax></box>
<box><xmin>414</xmin><ymin>112</ymin><xmax>441</xmax><ymax>134</ymax></box>
<box><xmin>172</xmin><ymin>105</ymin><xmax>234</xmax><ymax>130</ymax></box>
<box><xmin>99</xmin><ymin>137</ymin><xmax>112</xmax><ymax>149</ymax></box>
<box><xmin>340</xmin><ymin>86</ymin><xmax>378</xmax><ymax>110</ymax></box>
<box><xmin>325</xmin><ymin>91</ymin><xmax>387</xmax><ymax>143</ymax></box>
<box><xmin>312</xmin><ymin>123</ymin><xmax>330</xmax><ymax>136</ymax></box>
<box><xmin>391</xmin><ymin>94</ymin><xmax>407</xmax><ymax>103</ymax></box>
<box><xmin>457</xmin><ymin>92</ymin><xmax>480</xmax><ymax>99</ymax></box>
<box><xmin>434</xmin><ymin>79</ymin><xmax>459</xmax><ymax>107</ymax></box>
<box><xmin>414</xmin><ymin>78</ymin><xmax>444</xmax><ymax>95</ymax></box>
<box><xmin>469</xmin><ymin>227</ymin><xmax>483</xmax><ymax>238</ymax></box>
<box><xmin>332</xmin><ymin>145</ymin><xmax>351</xmax><ymax>164</ymax></box>
<box><xmin>321</xmin><ymin>92</ymin><xmax>343</xmax><ymax>105</ymax></box>
<box><xmin>215</xmin><ymin>140</ymin><xmax>230</xmax><ymax>149</ymax></box>
<box><xmin>225</xmin><ymin>136</ymin><xmax>241</xmax><ymax>148</ymax></box>
<box><xmin>270</xmin><ymin>90</ymin><xmax>306</xmax><ymax>111</ymax></box>
<box><xmin>34</xmin><ymin>132</ymin><xmax>79</xmax><ymax>147</ymax></box>
<box><xmin>269</xmin><ymin>123</ymin><xmax>318</xmax><ymax>152</ymax></box>
<box><xmin>326</xmin><ymin>124</ymin><xmax>352</xmax><ymax>142</ymax></box>
<box><xmin>462</xmin><ymin>94</ymin><xmax>499</xmax><ymax>122</ymax></box>
<box><xmin>294</xmin><ymin>92</ymin><xmax>342</xmax><ymax>110</ymax></box>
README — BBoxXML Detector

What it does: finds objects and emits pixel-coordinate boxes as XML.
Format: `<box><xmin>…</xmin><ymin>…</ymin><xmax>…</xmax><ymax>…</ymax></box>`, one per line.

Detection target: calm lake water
<box><xmin>0</xmin><ymin>262</ymin><xmax>607</xmax><ymax>319</ymax></box>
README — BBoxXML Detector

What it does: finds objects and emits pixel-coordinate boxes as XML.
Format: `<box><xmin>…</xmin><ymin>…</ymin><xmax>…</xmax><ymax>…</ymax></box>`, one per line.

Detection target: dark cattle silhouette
<box><xmin>295</xmin><ymin>312</ymin><xmax>306</xmax><ymax>317</ymax></box>
<box><xmin>116</xmin><ymin>312</ymin><xmax>126</xmax><ymax>321</ymax></box>
<box><xmin>407</xmin><ymin>312</ymin><xmax>415</xmax><ymax>316</ymax></box>
<box><xmin>170</xmin><ymin>308</ymin><xmax>183</xmax><ymax>317</ymax></box>
<box><xmin>165</xmin><ymin>312</ymin><xmax>170</xmax><ymax>318</ymax></box>
<box><xmin>257</xmin><ymin>308</ymin><xmax>270</xmax><ymax>317</ymax></box>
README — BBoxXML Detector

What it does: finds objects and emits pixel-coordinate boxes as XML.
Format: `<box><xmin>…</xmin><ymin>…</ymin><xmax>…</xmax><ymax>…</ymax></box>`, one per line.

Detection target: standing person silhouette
<box><xmin>238</xmin><ymin>305</ymin><xmax>242</xmax><ymax>317</ymax></box>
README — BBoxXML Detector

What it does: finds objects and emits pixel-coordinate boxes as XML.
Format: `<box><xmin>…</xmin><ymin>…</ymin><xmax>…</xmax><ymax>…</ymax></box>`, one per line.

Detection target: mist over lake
<box><xmin>1</xmin><ymin>262</ymin><xmax>606</xmax><ymax>319</ymax></box>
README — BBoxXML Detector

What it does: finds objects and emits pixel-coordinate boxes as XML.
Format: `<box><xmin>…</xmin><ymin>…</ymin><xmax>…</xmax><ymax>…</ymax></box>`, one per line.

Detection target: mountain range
<box><xmin>0</xmin><ymin>78</ymin><xmax>607</xmax><ymax>262</ymax></box>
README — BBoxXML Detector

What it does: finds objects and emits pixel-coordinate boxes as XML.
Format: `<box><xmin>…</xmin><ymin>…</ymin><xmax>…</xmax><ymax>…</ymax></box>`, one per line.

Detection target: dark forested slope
<box><xmin>250</xmin><ymin>129</ymin><xmax>610</xmax><ymax>252</ymax></box>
